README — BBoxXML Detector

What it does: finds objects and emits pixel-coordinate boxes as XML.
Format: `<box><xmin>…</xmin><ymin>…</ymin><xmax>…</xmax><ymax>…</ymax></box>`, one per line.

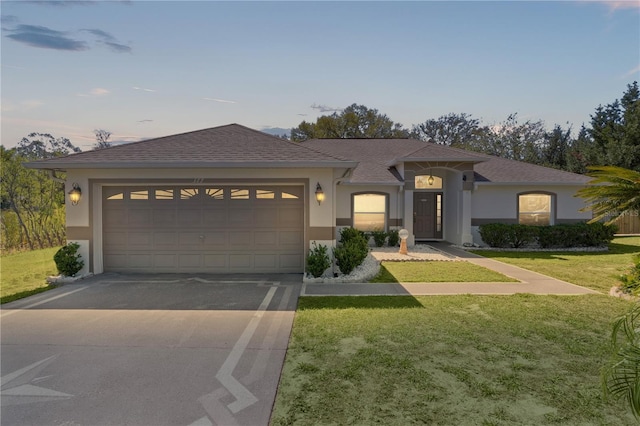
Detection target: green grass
<box><xmin>272</xmin><ymin>294</ymin><xmax>637</xmax><ymax>425</ymax></box>
<box><xmin>1</xmin><ymin>247</ymin><xmax>60</xmax><ymax>303</ymax></box>
<box><xmin>471</xmin><ymin>236</ymin><xmax>640</xmax><ymax>293</ymax></box>
<box><xmin>370</xmin><ymin>261</ymin><xmax>518</xmax><ymax>283</ymax></box>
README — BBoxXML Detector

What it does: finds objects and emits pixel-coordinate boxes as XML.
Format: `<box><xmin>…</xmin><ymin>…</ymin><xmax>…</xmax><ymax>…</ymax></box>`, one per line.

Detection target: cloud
<box><xmin>132</xmin><ymin>86</ymin><xmax>156</xmax><ymax>92</ymax></box>
<box><xmin>601</xmin><ymin>1</ymin><xmax>640</xmax><ymax>11</ymax></box>
<box><xmin>310</xmin><ymin>103</ymin><xmax>343</xmax><ymax>113</ymax></box>
<box><xmin>26</xmin><ymin>1</ymin><xmax>98</xmax><ymax>7</ymax></box>
<box><xmin>137</xmin><ymin>119</ymin><xmax>153</xmax><ymax>123</ymax></box>
<box><xmin>90</xmin><ymin>88</ymin><xmax>109</xmax><ymax>96</ymax></box>
<box><xmin>5</xmin><ymin>24</ymin><xmax>88</xmax><ymax>51</ymax></box>
<box><xmin>1</xmin><ymin>99</ymin><xmax>45</xmax><ymax>113</ymax></box>
<box><xmin>1</xmin><ymin>15</ymin><xmax>19</xmax><ymax>24</ymax></box>
<box><xmin>76</xmin><ymin>87</ymin><xmax>109</xmax><ymax>97</ymax></box>
<box><xmin>624</xmin><ymin>64</ymin><xmax>640</xmax><ymax>77</ymax></box>
<box><xmin>82</xmin><ymin>28</ymin><xmax>131</xmax><ymax>53</ymax></box>
<box><xmin>203</xmin><ymin>97</ymin><xmax>237</xmax><ymax>104</ymax></box>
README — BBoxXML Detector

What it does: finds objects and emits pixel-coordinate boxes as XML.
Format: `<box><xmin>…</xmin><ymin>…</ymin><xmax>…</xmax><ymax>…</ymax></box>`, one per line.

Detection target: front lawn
<box><xmin>0</xmin><ymin>247</ymin><xmax>60</xmax><ymax>303</ymax></box>
<box><xmin>471</xmin><ymin>236</ymin><xmax>640</xmax><ymax>293</ymax></box>
<box><xmin>272</xmin><ymin>295</ymin><xmax>637</xmax><ymax>425</ymax></box>
<box><xmin>370</xmin><ymin>261</ymin><xmax>517</xmax><ymax>283</ymax></box>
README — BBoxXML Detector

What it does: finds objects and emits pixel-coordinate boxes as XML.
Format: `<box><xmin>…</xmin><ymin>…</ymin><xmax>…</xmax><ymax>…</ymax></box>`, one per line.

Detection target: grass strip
<box><xmin>370</xmin><ymin>260</ymin><xmax>518</xmax><ymax>283</ymax></box>
<box><xmin>1</xmin><ymin>247</ymin><xmax>59</xmax><ymax>303</ymax></box>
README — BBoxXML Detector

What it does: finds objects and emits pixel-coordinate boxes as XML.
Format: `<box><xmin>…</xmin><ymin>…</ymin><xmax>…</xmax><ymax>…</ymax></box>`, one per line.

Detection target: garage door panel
<box><xmin>254</xmin><ymin>254</ymin><xmax>277</xmax><ymax>269</ymax></box>
<box><xmin>254</xmin><ymin>231</ymin><xmax>277</xmax><ymax>246</ymax></box>
<box><xmin>280</xmin><ymin>254</ymin><xmax>304</xmax><ymax>269</ymax></box>
<box><xmin>229</xmin><ymin>254</ymin><xmax>252</xmax><ymax>269</ymax></box>
<box><xmin>176</xmin><ymin>210</ymin><xmax>202</xmax><ymax>227</ymax></box>
<box><xmin>103</xmin><ymin>185</ymin><xmax>304</xmax><ymax>273</ymax></box>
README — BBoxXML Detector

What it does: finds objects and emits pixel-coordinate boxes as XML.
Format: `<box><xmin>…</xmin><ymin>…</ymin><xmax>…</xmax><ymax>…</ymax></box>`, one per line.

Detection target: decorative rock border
<box><xmin>609</xmin><ymin>286</ymin><xmax>639</xmax><ymax>301</ymax></box>
<box><xmin>46</xmin><ymin>273</ymin><xmax>93</xmax><ymax>284</ymax></box>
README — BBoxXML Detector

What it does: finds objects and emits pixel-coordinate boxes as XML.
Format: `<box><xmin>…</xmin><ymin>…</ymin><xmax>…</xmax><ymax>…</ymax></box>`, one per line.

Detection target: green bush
<box><xmin>340</xmin><ymin>227</ymin><xmax>367</xmax><ymax>244</ymax></box>
<box><xmin>478</xmin><ymin>223</ymin><xmax>511</xmax><ymax>248</ymax></box>
<box><xmin>619</xmin><ymin>255</ymin><xmax>640</xmax><ymax>295</ymax></box>
<box><xmin>387</xmin><ymin>229</ymin><xmax>400</xmax><ymax>247</ymax></box>
<box><xmin>480</xmin><ymin>222</ymin><xmax>617</xmax><ymax>249</ymax></box>
<box><xmin>538</xmin><ymin>222</ymin><xmax>616</xmax><ymax>248</ymax></box>
<box><xmin>306</xmin><ymin>242</ymin><xmax>331</xmax><ymax>278</ymax></box>
<box><xmin>369</xmin><ymin>229</ymin><xmax>387</xmax><ymax>247</ymax></box>
<box><xmin>506</xmin><ymin>224</ymin><xmax>537</xmax><ymax>248</ymax></box>
<box><xmin>53</xmin><ymin>242</ymin><xmax>84</xmax><ymax>276</ymax></box>
<box><xmin>334</xmin><ymin>228</ymin><xmax>369</xmax><ymax>275</ymax></box>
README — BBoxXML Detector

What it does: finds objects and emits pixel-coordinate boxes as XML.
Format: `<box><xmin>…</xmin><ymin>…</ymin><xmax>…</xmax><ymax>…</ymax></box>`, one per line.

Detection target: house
<box><xmin>27</xmin><ymin>124</ymin><xmax>592</xmax><ymax>276</ymax></box>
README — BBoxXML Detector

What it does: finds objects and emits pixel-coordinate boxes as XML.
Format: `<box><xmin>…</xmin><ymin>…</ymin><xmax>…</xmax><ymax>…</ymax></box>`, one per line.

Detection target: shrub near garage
<box><xmin>334</xmin><ymin>227</ymin><xmax>369</xmax><ymax>275</ymax></box>
<box><xmin>306</xmin><ymin>242</ymin><xmax>331</xmax><ymax>278</ymax></box>
<box><xmin>53</xmin><ymin>242</ymin><xmax>84</xmax><ymax>276</ymax></box>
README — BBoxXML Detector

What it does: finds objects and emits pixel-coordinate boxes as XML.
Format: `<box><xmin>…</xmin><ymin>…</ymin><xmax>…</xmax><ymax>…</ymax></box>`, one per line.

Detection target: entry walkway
<box><xmin>302</xmin><ymin>243</ymin><xmax>600</xmax><ymax>296</ymax></box>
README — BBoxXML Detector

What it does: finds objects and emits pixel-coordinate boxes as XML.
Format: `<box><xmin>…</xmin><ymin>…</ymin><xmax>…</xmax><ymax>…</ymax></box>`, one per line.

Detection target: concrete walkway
<box><xmin>302</xmin><ymin>243</ymin><xmax>600</xmax><ymax>296</ymax></box>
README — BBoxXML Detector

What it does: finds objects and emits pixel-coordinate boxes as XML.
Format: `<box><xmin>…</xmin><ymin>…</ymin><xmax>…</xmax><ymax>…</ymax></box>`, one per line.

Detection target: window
<box><xmin>353</xmin><ymin>193</ymin><xmax>386</xmax><ymax>231</ymax></box>
<box><xmin>155</xmin><ymin>189</ymin><xmax>174</xmax><ymax>200</ymax></box>
<box><xmin>204</xmin><ymin>188</ymin><xmax>224</xmax><ymax>199</ymax></box>
<box><xmin>415</xmin><ymin>175</ymin><xmax>443</xmax><ymax>189</ymax></box>
<box><xmin>230</xmin><ymin>189</ymin><xmax>249</xmax><ymax>200</ymax></box>
<box><xmin>519</xmin><ymin>193</ymin><xmax>553</xmax><ymax>225</ymax></box>
<box><xmin>130</xmin><ymin>190</ymin><xmax>149</xmax><ymax>200</ymax></box>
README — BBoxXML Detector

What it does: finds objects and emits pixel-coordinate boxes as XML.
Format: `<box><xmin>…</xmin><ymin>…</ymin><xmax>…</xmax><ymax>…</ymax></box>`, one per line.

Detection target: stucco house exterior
<box><xmin>27</xmin><ymin>123</ymin><xmax>592</xmax><ymax>276</ymax></box>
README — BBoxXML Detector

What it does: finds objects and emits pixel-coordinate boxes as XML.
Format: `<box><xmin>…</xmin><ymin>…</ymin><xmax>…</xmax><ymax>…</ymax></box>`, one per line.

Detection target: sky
<box><xmin>1</xmin><ymin>0</ymin><xmax>639</xmax><ymax>151</ymax></box>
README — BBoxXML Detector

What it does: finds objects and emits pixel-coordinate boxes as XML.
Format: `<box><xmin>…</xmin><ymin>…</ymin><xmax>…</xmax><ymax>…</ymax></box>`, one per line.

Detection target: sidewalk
<box><xmin>302</xmin><ymin>243</ymin><xmax>600</xmax><ymax>297</ymax></box>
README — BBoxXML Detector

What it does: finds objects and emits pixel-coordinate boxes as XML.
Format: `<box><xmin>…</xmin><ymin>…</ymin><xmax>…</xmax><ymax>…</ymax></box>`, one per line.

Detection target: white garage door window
<box><xmin>102</xmin><ymin>185</ymin><xmax>304</xmax><ymax>273</ymax></box>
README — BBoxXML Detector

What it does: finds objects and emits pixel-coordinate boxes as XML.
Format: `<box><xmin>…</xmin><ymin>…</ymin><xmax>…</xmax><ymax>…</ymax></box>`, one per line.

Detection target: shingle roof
<box><xmin>26</xmin><ymin>124</ymin><xmax>356</xmax><ymax>169</ymax></box>
<box><xmin>302</xmin><ymin>138</ymin><xmax>590</xmax><ymax>185</ymax></box>
<box><xmin>473</xmin><ymin>154</ymin><xmax>591</xmax><ymax>184</ymax></box>
<box><xmin>301</xmin><ymin>138</ymin><xmax>485</xmax><ymax>184</ymax></box>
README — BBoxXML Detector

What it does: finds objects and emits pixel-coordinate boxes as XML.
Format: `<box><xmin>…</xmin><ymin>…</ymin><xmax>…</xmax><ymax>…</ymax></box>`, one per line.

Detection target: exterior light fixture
<box><xmin>427</xmin><ymin>173</ymin><xmax>435</xmax><ymax>186</ymax></box>
<box><xmin>68</xmin><ymin>183</ymin><xmax>82</xmax><ymax>206</ymax></box>
<box><xmin>315</xmin><ymin>182</ymin><xmax>325</xmax><ymax>205</ymax></box>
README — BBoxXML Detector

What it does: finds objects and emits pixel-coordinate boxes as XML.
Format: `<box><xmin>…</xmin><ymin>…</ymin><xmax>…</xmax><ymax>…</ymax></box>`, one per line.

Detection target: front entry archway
<box><xmin>413</xmin><ymin>192</ymin><xmax>443</xmax><ymax>240</ymax></box>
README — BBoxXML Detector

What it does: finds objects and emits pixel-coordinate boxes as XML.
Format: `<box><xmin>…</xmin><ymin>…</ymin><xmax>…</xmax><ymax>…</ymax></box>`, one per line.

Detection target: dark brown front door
<box><xmin>413</xmin><ymin>192</ymin><xmax>443</xmax><ymax>240</ymax></box>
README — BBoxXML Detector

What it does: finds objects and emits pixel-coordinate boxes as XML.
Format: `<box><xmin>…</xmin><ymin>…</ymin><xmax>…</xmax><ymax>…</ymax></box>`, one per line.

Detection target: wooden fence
<box><xmin>613</xmin><ymin>213</ymin><xmax>640</xmax><ymax>234</ymax></box>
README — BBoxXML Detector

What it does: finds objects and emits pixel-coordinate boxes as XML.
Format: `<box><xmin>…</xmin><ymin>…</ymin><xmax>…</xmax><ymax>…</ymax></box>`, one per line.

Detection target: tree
<box><xmin>540</xmin><ymin>124</ymin><xmax>573</xmax><ymax>170</ymax></box>
<box><xmin>566</xmin><ymin>126</ymin><xmax>597</xmax><ymax>174</ymax></box>
<box><xmin>16</xmin><ymin>132</ymin><xmax>80</xmax><ymax>159</ymax></box>
<box><xmin>472</xmin><ymin>113</ymin><xmax>546</xmax><ymax>163</ymax></box>
<box><xmin>291</xmin><ymin>104</ymin><xmax>409</xmax><ymax>141</ymax></box>
<box><xmin>410</xmin><ymin>112</ymin><xmax>487</xmax><ymax>149</ymax></box>
<box><xmin>93</xmin><ymin>129</ymin><xmax>112</xmax><ymax>150</ymax></box>
<box><xmin>589</xmin><ymin>81</ymin><xmax>640</xmax><ymax>171</ymax></box>
<box><xmin>576</xmin><ymin>166</ymin><xmax>640</xmax><ymax>224</ymax></box>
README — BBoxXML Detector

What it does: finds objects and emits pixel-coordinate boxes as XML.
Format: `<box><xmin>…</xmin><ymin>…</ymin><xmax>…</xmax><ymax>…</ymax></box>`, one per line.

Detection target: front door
<box><xmin>413</xmin><ymin>192</ymin><xmax>443</xmax><ymax>240</ymax></box>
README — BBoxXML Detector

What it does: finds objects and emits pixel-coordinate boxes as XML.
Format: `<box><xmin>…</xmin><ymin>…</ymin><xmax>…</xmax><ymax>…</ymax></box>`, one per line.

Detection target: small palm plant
<box><xmin>577</xmin><ymin>166</ymin><xmax>640</xmax><ymax>224</ymax></box>
<box><xmin>602</xmin><ymin>303</ymin><xmax>640</xmax><ymax>419</ymax></box>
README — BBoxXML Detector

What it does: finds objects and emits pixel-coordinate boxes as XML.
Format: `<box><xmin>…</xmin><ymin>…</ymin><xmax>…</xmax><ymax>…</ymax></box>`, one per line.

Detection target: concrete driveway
<box><xmin>1</xmin><ymin>273</ymin><xmax>302</xmax><ymax>426</ymax></box>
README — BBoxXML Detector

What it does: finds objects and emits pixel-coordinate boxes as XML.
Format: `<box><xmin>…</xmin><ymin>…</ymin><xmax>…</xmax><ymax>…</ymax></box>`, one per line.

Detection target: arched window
<box><xmin>353</xmin><ymin>193</ymin><xmax>387</xmax><ymax>231</ymax></box>
<box><xmin>518</xmin><ymin>192</ymin><xmax>554</xmax><ymax>225</ymax></box>
<box><xmin>415</xmin><ymin>175</ymin><xmax>443</xmax><ymax>189</ymax></box>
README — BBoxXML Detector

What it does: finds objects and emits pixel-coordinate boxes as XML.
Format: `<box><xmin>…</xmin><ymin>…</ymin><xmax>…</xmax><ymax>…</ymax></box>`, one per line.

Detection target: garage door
<box><xmin>102</xmin><ymin>185</ymin><xmax>305</xmax><ymax>273</ymax></box>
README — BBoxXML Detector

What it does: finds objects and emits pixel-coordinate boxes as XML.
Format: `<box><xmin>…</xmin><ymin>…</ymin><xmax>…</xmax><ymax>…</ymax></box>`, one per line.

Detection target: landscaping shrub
<box><xmin>478</xmin><ymin>223</ymin><xmax>511</xmax><ymax>248</ymax></box>
<box><xmin>53</xmin><ymin>242</ymin><xmax>84</xmax><ymax>276</ymax></box>
<box><xmin>619</xmin><ymin>254</ymin><xmax>640</xmax><ymax>295</ymax></box>
<box><xmin>339</xmin><ymin>227</ymin><xmax>367</xmax><ymax>244</ymax></box>
<box><xmin>506</xmin><ymin>224</ymin><xmax>537</xmax><ymax>248</ymax></box>
<box><xmin>334</xmin><ymin>228</ymin><xmax>369</xmax><ymax>275</ymax></box>
<box><xmin>538</xmin><ymin>223</ymin><xmax>617</xmax><ymax>248</ymax></box>
<box><xmin>306</xmin><ymin>242</ymin><xmax>331</xmax><ymax>278</ymax></box>
<box><xmin>387</xmin><ymin>229</ymin><xmax>400</xmax><ymax>247</ymax></box>
<box><xmin>369</xmin><ymin>229</ymin><xmax>387</xmax><ymax>247</ymax></box>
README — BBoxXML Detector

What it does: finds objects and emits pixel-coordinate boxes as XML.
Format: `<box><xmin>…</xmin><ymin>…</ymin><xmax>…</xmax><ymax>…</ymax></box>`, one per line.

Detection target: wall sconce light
<box><xmin>68</xmin><ymin>183</ymin><xmax>82</xmax><ymax>206</ymax></box>
<box><xmin>427</xmin><ymin>173</ymin><xmax>435</xmax><ymax>186</ymax></box>
<box><xmin>315</xmin><ymin>182</ymin><xmax>325</xmax><ymax>205</ymax></box>
<box><xmin>462</xmin><ymin>173</ymin><xmax>467</xmax><ymax>182</ymax></box>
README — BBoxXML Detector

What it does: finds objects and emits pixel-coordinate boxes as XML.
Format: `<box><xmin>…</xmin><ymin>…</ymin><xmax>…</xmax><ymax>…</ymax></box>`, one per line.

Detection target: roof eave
<box><xmin>474</xmin><ymin>181</ymin><xmax>590</xmax><ymax>186</ymax></box>
<box><xmin>25</xmin><ymin>160</ymin><xmax>359</xmax><ymax>170</ymax></box>
<box><xmin>389</xmin><ymin>157</ymin><xmax>487</xmax><ymax>166</ymax></box>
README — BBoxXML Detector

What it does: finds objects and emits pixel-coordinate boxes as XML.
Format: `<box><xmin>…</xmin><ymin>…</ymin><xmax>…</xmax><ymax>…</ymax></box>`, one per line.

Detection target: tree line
<box><xmin>291</xmin><ymin>81</ymin><xmax>640</xmax><ymax>173</ymax></box>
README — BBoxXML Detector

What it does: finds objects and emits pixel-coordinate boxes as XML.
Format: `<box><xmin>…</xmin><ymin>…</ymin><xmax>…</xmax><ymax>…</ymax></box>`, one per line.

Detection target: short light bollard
<box><xmin>398</xmin><ymin>229</ymin><xmax>409</xmax><ymax>255</ymax></box>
